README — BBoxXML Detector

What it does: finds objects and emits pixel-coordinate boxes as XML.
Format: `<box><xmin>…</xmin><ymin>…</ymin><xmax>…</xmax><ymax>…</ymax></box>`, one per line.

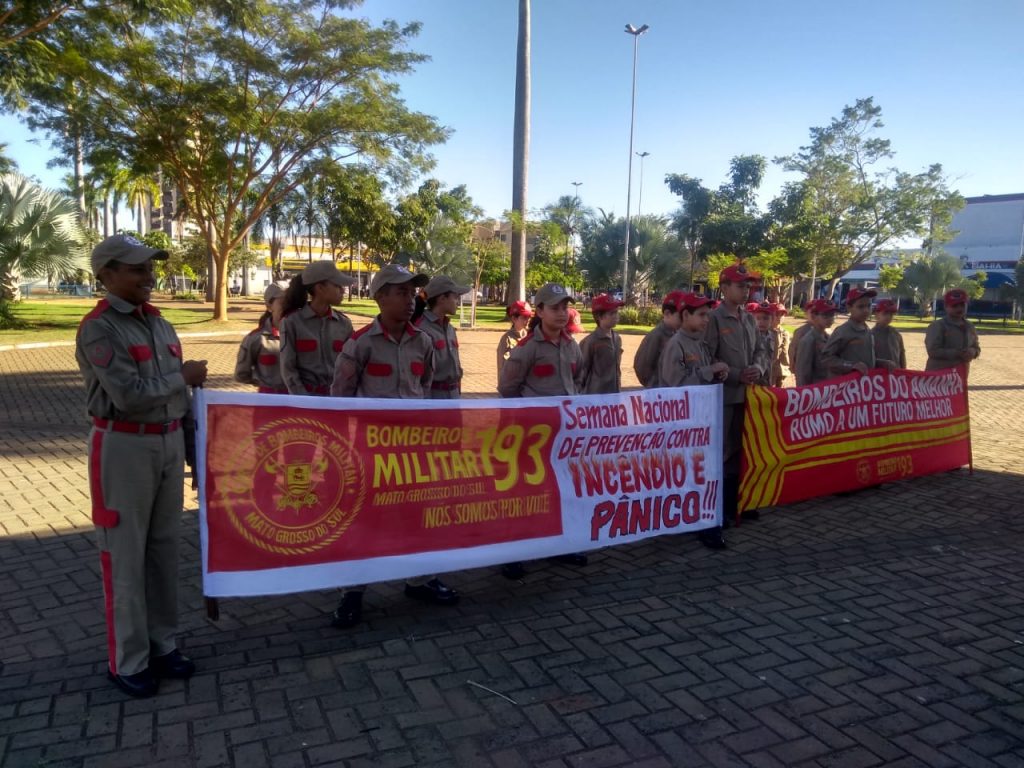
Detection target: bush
<box><xmin>638</xmin><ymin>306</ymin><xmax>662</xmax><ymax>326</ymax></box>
<box><xmin>618</xmin><ymin>307</ymin><xmax>640</xmax><ymax>325</ymax></box>
<box><xmin>0</xmin><ymin>300</ymin><xmax>27</xmax><ymax>330</ymax></box>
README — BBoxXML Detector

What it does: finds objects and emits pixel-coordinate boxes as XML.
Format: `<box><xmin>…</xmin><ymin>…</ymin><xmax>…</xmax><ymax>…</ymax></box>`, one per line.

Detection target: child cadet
<box><xmin>577</xmin><ymin>292</ymin><xmax>625</xmax><ymax>394</ymax></box>
<box><xmin>498</xmin><ymin>282</ymin><xmax>587</xmax><ymax>578</ymax></box>
<box><xmin>658</xmin><ymin>293</ymin><xmax>729</xmax><ymax>387</ymax></box>
<box><xmin>751</xmin><ymin>302</ymin><xmax>775</xmax><ymax>386</ymax></box>
<box><xmin>76</xmin><ymin>234</ymin><xmax>208</xmax><ymax>698</ymax></box>
<box><xmin>702</xmin><ymin>263</ymin><xmax>771</xmax><ymax>546</ymax></box>
<box><xmin>279</xmin><ymin>261</ymin><xmax>355</xmax><ymax>395</ymax></box>
<box><xmin>566</xmin><ymin>306</ymin><xmax>584</xmax><ymax>337</ymax></box>
<box><xmin>633</xmin><ymin>290</ymin><xmax>686</xmax><ymax>388</ymax></box>
<box><xmin>415</xmin><ymin>275</ymin><xmax>468</xmax><ymax>399</ymax></box>
<box><xmin>329</xmin><ymin>264</ymin><xmax>459</xmax><ymax>627</ymax></box>
<box><xmin>822</xmin><ymin>287</ymin><xmax>888</xmax><ymax>377</ymax></box>
<box><xmin>872</xmin><ymin>299</ymin><xmax>907</xmax><ymax>369</ymax></box>
<box><xmin>925</xmin><ymin>288</ymin><xmax>981</xmax><ymax>373</ymax></box>
<box><xmin>788</xmin><ymin>302</ymin><xmax>814</xmax><ymax>376</ymax></box>
<box><xmin>794</xmin><ymin>299</ymin><xmax>838</xmax><ymax>386</ymax></box>
<box><xmin>496</xmin><ymin>300</ymin><xmax>533</xmax><ymax>380</ymax></box>
<box><xmin>770</xmin><ymin>303</ymin><xmax>792</xmax><ymax>387</ymax></box>
<box><xmin>233</xmin><ymin>281</ymin><xmax>290</xmax><ymax>393</ymax></box>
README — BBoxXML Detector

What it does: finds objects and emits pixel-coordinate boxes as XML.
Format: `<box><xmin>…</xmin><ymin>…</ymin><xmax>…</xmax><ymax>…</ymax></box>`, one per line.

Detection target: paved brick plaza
<box><xmin>2</xmin><ymin>305</ymin><xmax>1023</xmax><ymax>768</ymax></box>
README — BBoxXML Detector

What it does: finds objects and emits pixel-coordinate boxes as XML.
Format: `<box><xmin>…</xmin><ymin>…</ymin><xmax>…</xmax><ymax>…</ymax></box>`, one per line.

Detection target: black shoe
<box><xmin>150</xmin><ymin>649</ymin><xmax>195</xmax><ymax>679</ymax></box>
<box><xmin>551</xmin><ymin>553</ymin><xmax>588</xmax><ymax>567</ymax></box>
<box><xmin>108</xmin><ymin>668</ymin><xmax>158</xmax><ymax>698</ymax></box>
<box><xmin>721</xmin><ymin>516</ymin><xmax>733</xmax><ymax>530</ymax></box>
<box><xmin>741</xmin><ymin>508</ymin><xmax>760</xmax><ymax>521</ymax></box>
<box><xmin>698</xmin><ymin>529</ymin><xmax>727</xmax><ymax>550</ymax></box>
<box><xmin>331</xmin><ymin>591</ymin><xmax>363</xmax><ymax>628</ymax></box>
<box><xmin>501</xmin><ymin>562</ymin><xmax>526</xmax><ymax>580</ymax></box>
<box><xmin>404</xmin><ymin>578</ymin><xmax>459</xmax><ymax>606</ymax></box>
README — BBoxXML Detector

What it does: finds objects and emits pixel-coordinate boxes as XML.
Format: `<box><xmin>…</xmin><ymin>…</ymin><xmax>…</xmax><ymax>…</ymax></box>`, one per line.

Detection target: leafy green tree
<box><xmin>543</xmin><ymin>194</ymin><xmax>592</xmax><ymax>267</ymax></box>
<box><xmin>0</xmin><ymin>172</ymin><xmax>88</xmax><ymax>302</ymax></box>
<box><xmin>878</xmin><ymin>262</ymin><xmax>904</xmax><ymax>294</ymax></box>
<box><xmin>578</xmin><ymin>209</ymin><xmax>625</xmax><ymax>292</ymax></box>
<box><xmin>526</xmin><ymin>235</ymin><xmax>583</xmax><ymax>294</ymax></box>
<box><xmin>319</xmin><ymin>164</ymin><xmax>397</xmax><ymax>266</ymax></box>
<box><xmin>896</xmin><ymin>253</ymin><xmax>963</xmax><ymax>317</ymax></box>
<box><xmin>959</xmin><ymin>271</ymin><xmax>987</xmax><ymax>300</ymax></box>
<box><xmin>78</xmin><ymin>0</ymin><xmax>446</xmax><ymax>320</ymax></box>
<box><xmin>0</xmin><ymin>144</ymin><xmax>16</xmax><ymax>174</ymax></box>
<box><xmin>473</xmin><ymin>238</ymin><xmax>509</xmax><ymax>301</ymax></box>
<box><xmin>394</xmin><ymin>180</ymin><xmax>480</xmax><ymax>277</ymax></box>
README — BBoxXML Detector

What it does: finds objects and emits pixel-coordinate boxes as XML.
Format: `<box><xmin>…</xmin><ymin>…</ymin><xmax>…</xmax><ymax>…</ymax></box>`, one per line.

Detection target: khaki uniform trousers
<box><xmin>89</xmin><ymin>427</ymin><xmax>184</xmax><ymax>676</ymax></box>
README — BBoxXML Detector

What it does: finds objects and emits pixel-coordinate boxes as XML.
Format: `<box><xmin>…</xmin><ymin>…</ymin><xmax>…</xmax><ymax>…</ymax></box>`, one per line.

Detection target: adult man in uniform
<box><xmin>76</xmin><ymin>235</ymin><xmax>208</xmax><ymax>697</ymax></box>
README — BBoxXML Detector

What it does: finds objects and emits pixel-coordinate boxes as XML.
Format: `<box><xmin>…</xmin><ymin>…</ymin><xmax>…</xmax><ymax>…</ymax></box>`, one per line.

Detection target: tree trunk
<box><xmin>102</xmin><ymin>195</ymin><xmax>110</xmax><ymax>237</ymax></box>
<box><xmin>213</xmin><ymin>248</ymin><xmax>230</xmax><ymax>321</ymax></box>
<box><xmin>508</xmin><ymin>0</ymin><xmax>530</xmax><ymax>302</ymax></box>
<box><xmin>73</xmin><ymin>130</ymin><xmax>87</xmax><ymax>225</ymax></box>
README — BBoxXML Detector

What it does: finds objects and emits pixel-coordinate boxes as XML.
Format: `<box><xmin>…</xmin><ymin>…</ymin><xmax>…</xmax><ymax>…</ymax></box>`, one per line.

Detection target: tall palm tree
<box><xmin>0</xmin><ymin>143</ymin><xmax>16</xmax><ymax>175</ymax></box>
<box><xmin>0</xmin><ymin>173</ymin><xmax>89</xmax><ymax>300</ymax></box>
<box><xmin>509</xmin><ymin>0</ymin><xmax>530</xmax><ymax>302</ymax></box>
<box><xmin>114</xmin><ymin>169</ymin><xmax>161</xmax><ymax>236</ymax></box>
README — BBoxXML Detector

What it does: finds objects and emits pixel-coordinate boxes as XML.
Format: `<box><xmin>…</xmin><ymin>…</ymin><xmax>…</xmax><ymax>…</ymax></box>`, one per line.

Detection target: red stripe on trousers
<box><xmin>89</xmin><ymin>430</ymin><xmax>119</xmax><ymax>527</ymax></box>
<box><xmin>100</xmin><ymin>550</ymin><xmax>117</xmax><ymax>675</ymax></box>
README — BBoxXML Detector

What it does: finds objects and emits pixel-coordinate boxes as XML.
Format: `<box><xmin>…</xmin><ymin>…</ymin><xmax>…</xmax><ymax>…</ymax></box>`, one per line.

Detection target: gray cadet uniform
<box><xmin>279</xmin><ymin>305</ymin><xmax>353</xmax><ymax>395</ymax></box>
<box><xmin>499</xmin><ymin>325</ymin><xmax>582</xmax><ymax>398</ymax></box>
<box><xmin>633</xmin><ymin>321</ymin><xmax>675</xmax><ymax>388</ymax></box>
<box><xmin>795</xmin><ymin>328</ymin><xmax>831</xmax><ymax>386</ymax></box>
<box><xmin>331</xmin><ymin>318</ymin><xmax>434</xmax><ymax>397</ymax></box>
<box><xmin>758</xmin><ymin>330</ymin><xmax>776</xmax><ymax>386</ymax></box>
<box><xmin>772</xmin><ymin>327</ymin><xmax>791</xmax><ymax>386</ymax></box>
<box><xmin>705</xmin><ymin>302</ymin><xmax>770</xmax><ymax>477</ymax></box>
<box><xmin>497</xmin><ymin>327</ymin><xmax>527</xmax><ymax>379</ymax></box>
<box><xmin>925</xmin><ymin>317</ymin><xmax>980</xmax><ymax>372</ymax></box>
<box><xmin>821</xmin><ymin>321</ymin><xmax>875</xmax><ymax>377</ymax></box>
<box><xmin>873</xmin><ymin>326</ymin><xmax>907</xmax><ymax>369</ymax></box>
<box><xmin>76</xmin><ymin>293</ymin><xmax>190</xmax><ymax>678</ymax></box>
<box><xmin>415</xmin><ymin>309</ymin><xmax>462</xmax><ymax>399</ymax></box>
<box><xmin>659</xmin><ymin>329</ymin><xmax>719</xmax><ymax>387</ymax></box>
<box><xmin>234</xmin><ymin>319</ymin><xmax>286</xmax><ymax>393</ymax></box>
<box><xmin>578</xmin><ymin>328</ymin><xmax>622</xmax><ymax>394</ymax></box>
<box><xmin>788</xmin><ymin>322</ymin><xmax>812</xmax><ymax>374</ymax></box>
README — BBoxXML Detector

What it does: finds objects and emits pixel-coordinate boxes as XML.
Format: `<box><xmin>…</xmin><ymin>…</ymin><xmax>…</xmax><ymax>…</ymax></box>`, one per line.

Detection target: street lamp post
<box><xmin>622</xmin><ymin>22</ymin><xmax>649</xmax><ymax>303</ymax></box>
<box><xmin>635</xmin><ymin>151</ymin><xmax>650</xmax><ymax>219</ymax></box>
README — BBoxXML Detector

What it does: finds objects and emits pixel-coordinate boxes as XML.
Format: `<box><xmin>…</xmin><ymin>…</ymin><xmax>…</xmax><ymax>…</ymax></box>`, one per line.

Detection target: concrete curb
<box><xmin>0</xmin><ymin>329</ymin><xmax>251</xmax><ymax>353</ymax></box>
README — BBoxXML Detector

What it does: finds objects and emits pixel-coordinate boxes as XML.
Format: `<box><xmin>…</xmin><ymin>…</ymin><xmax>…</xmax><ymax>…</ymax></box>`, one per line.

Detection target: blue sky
<box><xmin>3</xmin><ymin>0</ymin><xmax>1023</xmax><ymax>222</ymax></box>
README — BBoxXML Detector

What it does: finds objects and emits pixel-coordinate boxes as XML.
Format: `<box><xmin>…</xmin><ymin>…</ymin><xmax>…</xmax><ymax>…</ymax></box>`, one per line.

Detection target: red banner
<box><xmin>739</xmin><ymin>367</ymin><xmax>971</xmax><ymax>510</ymax></box>
<box><xmin>197</xmin><ymin>387</ymin><xmax>724</xmax><ymax>596</ymax></box>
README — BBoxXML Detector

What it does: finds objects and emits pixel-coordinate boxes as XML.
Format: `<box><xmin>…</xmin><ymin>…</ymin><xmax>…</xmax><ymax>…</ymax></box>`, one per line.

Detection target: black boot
<box><xmin>331</xmin><ymin>591</ymin><xmax>363</xmax><ymax>628</ymax></box>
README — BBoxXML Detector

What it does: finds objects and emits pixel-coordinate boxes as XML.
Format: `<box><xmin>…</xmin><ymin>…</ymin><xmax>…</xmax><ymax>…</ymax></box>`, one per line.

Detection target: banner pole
<box><xmin>962</xmin><ymin>364</ymin><xmax>974</xmax><ymax>476</ymax></box>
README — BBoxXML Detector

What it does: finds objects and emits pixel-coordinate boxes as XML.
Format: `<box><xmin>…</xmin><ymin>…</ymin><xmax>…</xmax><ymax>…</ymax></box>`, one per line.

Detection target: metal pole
<box><xmin>571</xmin><ymin>181</ymin><xmax>582</xmax><ymax>266</ymax></box>
<box><xmin>622</xmin><ymin>23</ymin><xmax>648</xmax><ymax>301</ymax></box>
<box><xmin>636</xmin><ymin>151</ymin><xmax>649</xmax><ymax>219</ymax></box>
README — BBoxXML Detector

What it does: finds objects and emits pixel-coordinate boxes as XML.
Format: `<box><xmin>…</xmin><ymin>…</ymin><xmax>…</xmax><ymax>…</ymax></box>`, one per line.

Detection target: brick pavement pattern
<box><xmin>2</xmin><ymin>305</ymin><xmax>1024</xmax><ymax>767</ymax></box>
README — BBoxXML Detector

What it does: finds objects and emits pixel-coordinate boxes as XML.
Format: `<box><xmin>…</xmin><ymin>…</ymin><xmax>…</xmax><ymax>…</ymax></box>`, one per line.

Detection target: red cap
<box><xmin>508</xmin><ymin>300</ymin><xmax>533</xmax><ymax>318</ymax></box>
<box><xmin>874</xmin><ymin>299</ymin><xmax>898</xmax><ymax>314</ymax></box>
<box><xmin>591</xmin><ymin>293</ymin><xmax>625</xmax><ymax>312</ymax></box>
<box><xmin>771</xmin><ymin>302</ymin><xmax>788</xmax><ymax>316</ymax></box>
<box><xmin>807</xmin><ymin>298</ymin><xmax>838</xmax><ymax>315</ymax></box>
<box><xmin>678</xmin><ymin>292</ymin><xmax>717</xmax><ymax>311</ymax></box>
<box><xmin>752</xmin><ymin>302</ymin><xmax>773</xmax><ymax>315</ymax></box>
<box><xmin>663</xmin><ymin>290</ymin><xmax>688</xmax><ymax>312</ymax></box>
<box><xmin>719</xmin><ymin>262</ymin><xmax>761</xmax><ymax>284</ymax></box>
<box><xmin>846</xmin><ymin>287</ymin><xmax>877</xmax><ymax>305</ymax></box>
<box><xmin>944</xmin><ymin>288</ymin><xmax>969</xmax><ymax>306</ymax></box>
<box><xmin>744</xmin><ymin>301</ymin><xmax>762</xmax><ymax>313</ymax></box>
<box><xmin>567</xmin><ymin>307</ymin><xmax>583</xmax><ymax>333</ymax></box>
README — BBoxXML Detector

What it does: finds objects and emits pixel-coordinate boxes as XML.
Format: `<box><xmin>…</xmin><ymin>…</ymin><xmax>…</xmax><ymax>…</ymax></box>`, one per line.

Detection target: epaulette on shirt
<box><xmin>349</xmin><ymin>323</ymin><xmax>374</xmax><ymax>341</ymax></box>
<box><xmin>76</xmin><ymin>299</ymin><xmax>111</xmax><ymax>338</ymax></box>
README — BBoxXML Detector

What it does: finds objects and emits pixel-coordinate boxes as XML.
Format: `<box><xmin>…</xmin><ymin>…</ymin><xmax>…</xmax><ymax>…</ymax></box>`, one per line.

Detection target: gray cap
<box><xmin>301</xmin><ymin>260</ymin><xmax>355</xmax><ymax>287</ymax></box>
<box><xmin>425</xmin><ymin>275</ymin><xmax>470</xmax><ymax>300</ymax></box>
<box><xmin>263</xmin><ymin>280</ymin><xmax>290</xmax><ymax>303</ymax></box>
<box><xmin>369</xmin><ymin>264</ymin><xmax>429</xmax><ymax>297</ymax></box>
<box><xmin>91</xmin><ymin>234</ymin><xmax>168</xmax><ymax>275</ymax></box>
<box><xmin>534</xmin><ymin>283</ymin><xmax>575</xmax><ymax>307</ymax></box>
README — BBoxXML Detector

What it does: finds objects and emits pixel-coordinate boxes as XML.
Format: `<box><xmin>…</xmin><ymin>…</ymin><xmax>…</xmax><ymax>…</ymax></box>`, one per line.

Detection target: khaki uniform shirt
<box><xmin>873</xmin><ymin>325</ymin><xmax>907</xmax><ymax>369</ymax></box>
<box><xmin>925</xmin><ymin>317</ymin><xmax>980</xmax><ymax>371</ymax></box>
<box><xmin>789</xmin><ymin>322</ymin><xmax>812</xmax><ymax>373</ymax></box>
<box><xmin>578</xmin><ymin>328</ymin><xmax>622</xmax><ymax>394</ymax></box>
<box><xmin>705</xmin><ymin>303</ymin><xmax>770</xmax><ymax>405</ymax></box>
<box><xmin>795</xmin><ymin>328</ymin><xmax>830</xmax><ymax>387</ymax></box>
<box><xmin>75</xmin><ymin>294</ymin><xmax>190</xmax><ymax>423</ymax></box>
<box><xmin>822</xmin><ymin>321</ymin><xmax>876</xmax><ymax>376</ymax></box>
<box><xmin>659</xmin><ymin>329</ymin><xmax>718</xmax><ymax>387</ymax></box>
<box><xmin>234</xmin><ymin>318</ymin><xmax>287</xmax><ymax>392</ymax></box>
<box><xmin>415</xmin><ymin>309</ymin><xmax>462</xmax><ymax>399</ymax></box>
<box><xmin>758</xmin><ymin>330</ymin><xmax>776</xmax><ymax>385</ymax></box>
<box><xmin>280</xmin><ymin>304</ymin><xmax>353</xmax><ymax>395</ymax></box>
<box><xmin>499</xmin><ymin>325</ymin><xmax>581</xmax><ymax>398</ymax></box>
<box><xmin>331</xmin><ymin>317</ymin><xmax>434</xmax><ymax>398</ymax></box>
<box><xmin>633</xmin><ymin>321</ymin><xmax>675</xmax><ymax>388</ymax></box>
<box><xmin>497</xmin><ymin>327</ymin><xmax>527</xmax><ymax>380</ymax></box>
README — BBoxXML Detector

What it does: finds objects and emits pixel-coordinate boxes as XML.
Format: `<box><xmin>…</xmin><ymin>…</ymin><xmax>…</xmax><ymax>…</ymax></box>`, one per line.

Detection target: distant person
<box><xmin>415</xmin><ymin>275</ymin><xmax>468</xmax><ymax>399</ymax></box>
<box><xmin>788</xmin><ymin>302</ymin><xmax>814</xmax><ymax>376</ymax></box>
<box><xmin>795</xmin><ymin>299</ymin><xmax>837</xmax><ymax>386</ymax></box>
<box><xmin>233</xmin><ymin>281</ymin><xmax>289</xmax><ymax>393</ymax></box>
<box><xmin>822</xmin><ymin>288</ymin><xmax>890</xmax><ymax>377</ymax></box>
<box><xmin>496</xmin><ymin>300</ymin><xmax>533</xmax><ymax>381</ymax></box>
<box><xmin>770</xmin><ymin>303</ymin><xmax>792</xmax><ymax>387</ymax></box>
<box><xmin>872</xmin><ymin>299</ymin><xmax>907</xmax><ymax>369</ymax></box>
<box><xmin>76</xmin><ymin>235</ymin><xmax>208</xmax><ymax>698</ymax></box>
<box><xmin>566</xmin><ymin>306</ymin><xmax>584</xmax><ymax>337</ymax></box>
<box><xmin>925</xmin><ymin>288</ymin><xmax>980</xmax><ymax>373</ymax></box>
<box><xmin>577</xmin><ymin>293</ymin><xmax>624</xmax><ymax>394</ymax></box>
<box><xmin>633</xmin><ymin>291</ymin><xmax>685</xmax><ymax>388</ymax></box>
<box><xmin>750</xmin><ymin>302</ymin><xmax>775</xmax><ymax>386</ymax></box>
<box><xmin>658</xmin><ymin>293</ymin><xmax>729</xmax><ymax>387</ymax></box>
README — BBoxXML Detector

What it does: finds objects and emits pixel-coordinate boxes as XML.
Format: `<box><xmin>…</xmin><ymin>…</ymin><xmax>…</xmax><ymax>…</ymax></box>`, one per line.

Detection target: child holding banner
<box><xmin>795</xmin><ymin>299</ymin><xmax>837</xmax><ymax>386</ymax></box>
<box><xmin>279</xmin><ymin>261</ymin><xmax>355</xmax><ymax>395</ymax></box>
<box><xmin>498</xmin><ymin>282</ymin><xmax>587</xmax><ymax>579</ymax></box>
<box><xmin>415</xmin><ymin>275</ymin><xmax>469</xmax><ymax>399</ymax></box>
<box><xmin>822</xmin><ymin>288</ymin><xmax>890</xmax><ymax>377</ymax></box>
<box><xmin>329</xmin><ymin>264</ymin><xmax>461</xmax><ymax>627</ymax></box>
<box><xmin>633</xmin><ymin>290</ymin><xmax>686</xmax><ymax>388</ymax></box>
<box><xmin>703</xmin><ymin>263</ymin><xmax>770</xmax><ymax>546</ymax></box>
<box><xmin>234</xmin><ymin>281</ymin><xmax>290</xmax><ymax>394</ymax></box>
<box><xmin>872</xmin><ymin>299</ymin><xmax>907</xmax><ymax>369</ymax></box>
<box><xmin>925</xmin><ymin>288</ymin><xmax>981</xmax><ymax>372</ymax></box>
<box><xmin>659</xmin><ymin>293</ymin><xmax>729</xmax><ymax>387</ymax></box>
<box><xmin>496</xmin><ymin>300</ymin><xmax>533</xmax><ymax>380</ymax></box>
<box><xmin>578</xmin><ymin>292</ymin><xmax>625</xmax><ymax>394</ymax></box>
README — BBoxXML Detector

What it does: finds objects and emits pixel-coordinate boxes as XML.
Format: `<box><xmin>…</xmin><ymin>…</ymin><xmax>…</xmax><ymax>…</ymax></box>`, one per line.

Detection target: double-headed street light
<box><xmin>622</xmin><ymin>22</ymin><xmax>649</xmax><ymax>303</ymax></box>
